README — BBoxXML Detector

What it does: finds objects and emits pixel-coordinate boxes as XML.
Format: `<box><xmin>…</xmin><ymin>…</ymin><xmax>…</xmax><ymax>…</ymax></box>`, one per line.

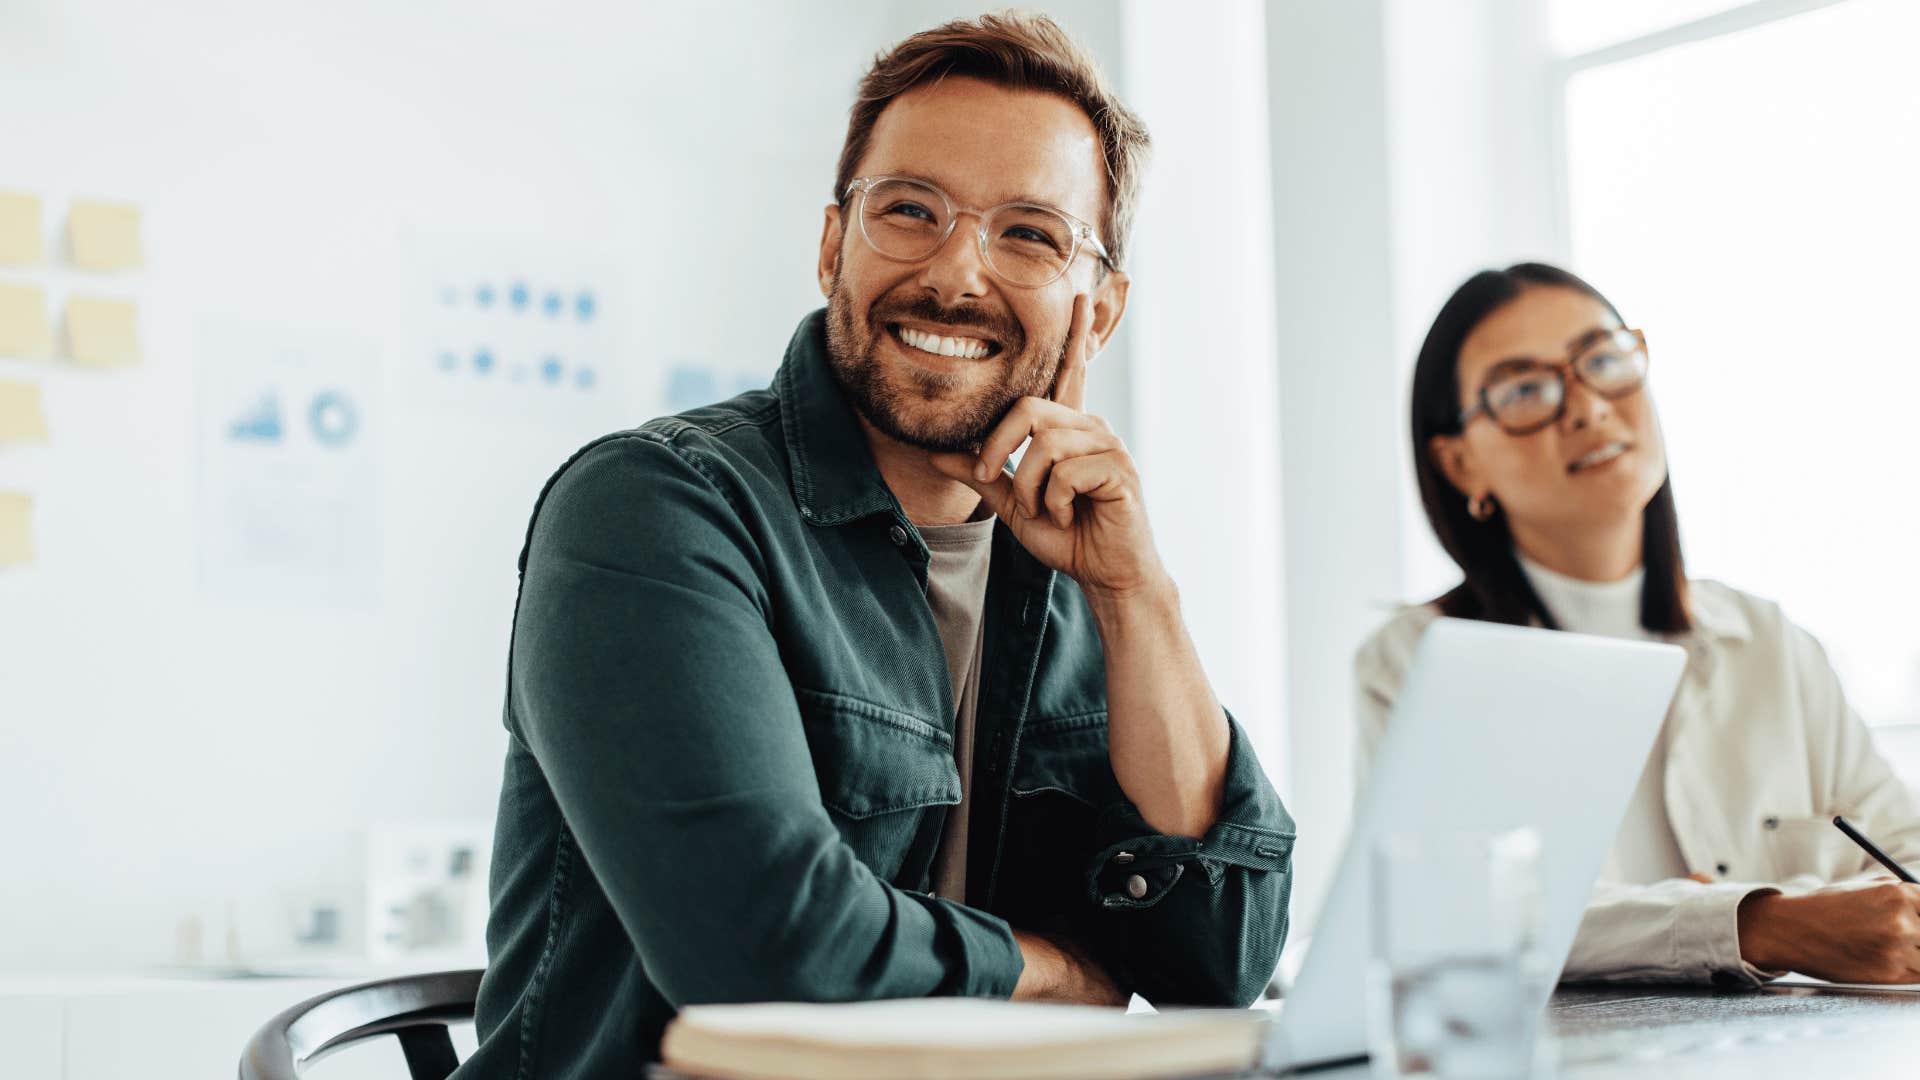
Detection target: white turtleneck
<box><xmin>1518</xmin><ymin>554</ymin><xmax>1691</xmax><ymax>885</ymax></box>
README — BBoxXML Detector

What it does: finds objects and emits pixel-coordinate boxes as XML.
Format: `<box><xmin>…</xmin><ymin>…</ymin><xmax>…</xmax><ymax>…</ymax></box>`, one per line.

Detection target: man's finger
<box><xmin>1050</xmin><ymin>293</ymin><xmax>1093</xmax><ymax>412</ymax></box>
<box><xmin>1042</xmin><ymin>450</ymin><xmax>1130</xmax><ymax>529</ymax></box>
<box><xmin>930</xmin><ymin>451</ymin><xmax>1019</xmax><ymax>518</ymax></box>
<box><xmin>974</xmin><ymin>396</ymin><xmax>1102</xmax><ymax>482</ymax></box>
<box><xmin>1010</xmin><ymin>428</ymin><xmax>1107</xmax><ymax>520</ymax></box>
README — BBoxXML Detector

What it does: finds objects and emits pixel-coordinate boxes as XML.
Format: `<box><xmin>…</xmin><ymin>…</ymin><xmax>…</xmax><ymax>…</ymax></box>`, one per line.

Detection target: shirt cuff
<box><xmin>1082</xmin><ymin>714</ymin><xmax>1294</xmax><ymax>911</ymax></box>
<box><xmin>914</xmin><ymin>893</ymin><xmax>1026</xmax><ymax>998</ymax></box>
<box><xmin>1682</xmin><ymin>884</ymin><xmax>1784</xmax><ymax>988</ymax></box>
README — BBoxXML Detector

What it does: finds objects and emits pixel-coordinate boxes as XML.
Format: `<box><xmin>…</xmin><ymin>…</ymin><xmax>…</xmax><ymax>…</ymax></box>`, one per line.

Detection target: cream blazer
<box><xmin>1353</xmin><ymin>580</ymin><xmax>1920</xmax><ymax>986</ymax></box>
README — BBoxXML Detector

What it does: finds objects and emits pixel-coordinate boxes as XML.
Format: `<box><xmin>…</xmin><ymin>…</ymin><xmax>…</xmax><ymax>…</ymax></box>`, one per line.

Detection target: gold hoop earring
<box><xmin>1468</xmin><ymin>494</ymin><xmax>1497</xmax><ymax>522</ymax></box>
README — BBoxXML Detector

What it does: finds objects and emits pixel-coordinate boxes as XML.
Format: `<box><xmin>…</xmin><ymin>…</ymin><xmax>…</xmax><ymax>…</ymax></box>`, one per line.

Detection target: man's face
<box><xmin>818</xmin><ymin>76</ymin><xmax>1122</xmax><ymax>452</ymax></box>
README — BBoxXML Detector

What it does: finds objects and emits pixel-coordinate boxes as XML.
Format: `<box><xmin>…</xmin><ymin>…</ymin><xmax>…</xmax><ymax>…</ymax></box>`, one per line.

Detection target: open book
<box><xmin>658</xmin><ymin>998</ymin><xmax>1270</xmax><ymax>1080</ymax></box>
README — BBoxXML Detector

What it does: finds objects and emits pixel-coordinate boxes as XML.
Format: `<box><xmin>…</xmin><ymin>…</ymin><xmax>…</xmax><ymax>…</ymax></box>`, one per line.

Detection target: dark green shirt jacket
<box><xmin>457</xmin><ymin>311</ymin><xmax>1296</xmax><ymax>1078</ymax></box>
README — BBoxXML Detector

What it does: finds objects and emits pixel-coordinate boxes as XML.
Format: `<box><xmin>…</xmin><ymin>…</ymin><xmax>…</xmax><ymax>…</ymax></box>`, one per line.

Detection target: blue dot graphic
<box><xmin>543</xmin><ymin>292</ymin><xmax>563</xmax><ymax>317</ymax></box>
<box><xmin>575</xmin><ymin>367</ymin><xmax>596</xmax><ymax>390</ymax></box>
<box><xmin>437</xmin><ymin>351</ymin><xmax>458</xmax><ymax>372</ymax></box>
<box><xmin>475</xmin><ymin>284</ymin><xmax>495</xmax><ymax>308</ymax></box>
<box><xmin>575</xmin><ymin>292</ymin><xmax>596</xmax><ymax>322</ymax></box>
<box><xmin>473</xmin><ymin>349</ymin><xmax>495</xmax><ymax>375</ymax></box>
<box><xmin>509</xmin><ymin>282</ymin><xmax>530</xmax><ymax>310</ymax></box>
<box><xmin>541</xmin><ymin>356</ymin><xmax>564</xmax><ymax>385</ymax></box>
<box><xmin>667</xmin><ymin>367</ymin><xmax>718</xmax><ymax>411</ymax></box>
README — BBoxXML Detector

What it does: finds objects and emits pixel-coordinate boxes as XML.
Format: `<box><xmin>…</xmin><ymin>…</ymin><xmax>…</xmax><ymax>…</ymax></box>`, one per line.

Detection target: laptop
<box><xmin>1270</xmin><ymin>617</ymin><xmax>1688</xmax><ymax>1070</ymax></box>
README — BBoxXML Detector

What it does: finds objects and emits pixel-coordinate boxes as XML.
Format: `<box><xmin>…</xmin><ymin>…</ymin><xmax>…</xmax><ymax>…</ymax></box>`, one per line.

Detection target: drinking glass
<box><xmin>1368</xmin><ymin>828</ymin><xmax>1556</xmax><ymax>1079</ymax></box>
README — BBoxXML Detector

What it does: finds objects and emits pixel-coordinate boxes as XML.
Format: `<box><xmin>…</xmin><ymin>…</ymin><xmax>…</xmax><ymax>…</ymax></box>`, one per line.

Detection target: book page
<box><xmin>1773</xmin><ymin>974</ymin><xmax>1920</xmax><ymax>992</ymax></box>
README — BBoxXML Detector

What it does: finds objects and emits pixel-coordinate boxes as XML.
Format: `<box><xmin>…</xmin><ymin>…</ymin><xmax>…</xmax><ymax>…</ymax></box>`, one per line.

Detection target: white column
<box><xmin>1262</xmin><ymin>0</ymin><xmax>1405</xmax><ymax>926</ymax></box>
<box><xmin>1120</xmin><ymin>0</ymin><xmax>1287</xmax><ymax>779</ymax></box>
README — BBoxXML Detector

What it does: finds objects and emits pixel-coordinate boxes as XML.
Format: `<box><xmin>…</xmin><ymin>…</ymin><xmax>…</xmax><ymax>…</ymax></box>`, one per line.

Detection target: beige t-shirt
<box><xmin>919</xmin><ymin>513</ymin><xmax>996</xmax><ymax>903</ymax></box>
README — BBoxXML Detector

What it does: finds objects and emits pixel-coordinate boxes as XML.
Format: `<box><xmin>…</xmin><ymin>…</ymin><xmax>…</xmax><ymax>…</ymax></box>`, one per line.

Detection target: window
<box><xmin>1561</xmin><ymin>0</ymin><xmax>1920</xmax><ymax>726</ymax></box>
<box><xmin>1548</xmin><ymin>0</ymin><xmax>1752</xmax><ymax>54</ymax></box>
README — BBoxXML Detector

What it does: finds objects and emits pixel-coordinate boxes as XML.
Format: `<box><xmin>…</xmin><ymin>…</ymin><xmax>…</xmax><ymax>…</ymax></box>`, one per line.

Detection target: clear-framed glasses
<box><xmin>844</xmin><ymin>175</ymin><xmax>1115</xmax><ymax>289</ymax></box>
<box><xmin>1460</xmin><ymin>328</ymin><xmax>1650</xmax><ymax>436</ymax></box>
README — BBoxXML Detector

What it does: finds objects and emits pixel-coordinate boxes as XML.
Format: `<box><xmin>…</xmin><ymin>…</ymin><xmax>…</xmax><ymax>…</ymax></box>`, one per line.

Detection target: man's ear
<box><xmin>1429</xmin><ymin>433</ymin><xmax>1483</xmax><ymax>500</ymax></box>
<box><xmin>1084</xmin><ymin>269</ymin><xmax>1129</xmax><ymax>360</ymax></box>
<box><xmin>817</xmin><ymin>204</ymin><xmax>844</xmax><ymax>299</ymax></box>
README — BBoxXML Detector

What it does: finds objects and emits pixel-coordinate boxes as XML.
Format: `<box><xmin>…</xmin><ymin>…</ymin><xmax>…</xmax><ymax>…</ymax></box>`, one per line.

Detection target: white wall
<box><xmin>0</xmin><ymin>0</ymin><xmax>1127</xmax><ymax>973</ymax></box>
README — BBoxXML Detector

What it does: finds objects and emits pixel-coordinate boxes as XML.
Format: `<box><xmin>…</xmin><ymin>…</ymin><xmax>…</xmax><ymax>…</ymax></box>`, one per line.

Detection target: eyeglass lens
<box><xmin>858</xmin><ymin>178</ymin><xmax>1079</xmax><ymax>287</ymax></box>
<box><xmin>1480</xmin><ymin>330</ymin><xmax>1648</xmax><ymax>433</ymax></box>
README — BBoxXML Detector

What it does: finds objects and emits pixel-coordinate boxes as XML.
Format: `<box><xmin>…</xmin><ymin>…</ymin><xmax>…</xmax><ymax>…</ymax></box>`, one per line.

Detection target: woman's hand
<box><xmin>1738</xmin><ymin>882</ymin><xmax>1920</xmax><ymax>982</ymax></box>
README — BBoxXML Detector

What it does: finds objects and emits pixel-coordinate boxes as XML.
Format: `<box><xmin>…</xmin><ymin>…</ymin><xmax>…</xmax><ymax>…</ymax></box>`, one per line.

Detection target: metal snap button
<box><xmin>1125</xmin><ymin>874</ymin><xmax>1148</xmax><ymax>899</ymax></box>
<box><xmin>1114</xmin><ymin>851</ymin><xmax>1135</xmax><ymax>866</ymax></box>
<box><xmin>888</xmin><ymin>524</ymin><xmax>909</xmax><ymax>546</ymax></box>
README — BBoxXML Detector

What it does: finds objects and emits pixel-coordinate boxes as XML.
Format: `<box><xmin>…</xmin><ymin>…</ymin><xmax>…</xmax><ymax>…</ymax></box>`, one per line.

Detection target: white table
<box><xmin>0</xmin><ymin>971</ymin><xmax>476</xmax><ymax>1080</ymax></box>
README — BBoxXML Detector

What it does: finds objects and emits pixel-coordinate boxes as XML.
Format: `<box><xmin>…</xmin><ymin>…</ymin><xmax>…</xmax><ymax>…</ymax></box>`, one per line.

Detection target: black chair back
<box><xmin>237</xmin><ymin>969</ymin><xmax>483</xmax><ymax>1080</ymax></box>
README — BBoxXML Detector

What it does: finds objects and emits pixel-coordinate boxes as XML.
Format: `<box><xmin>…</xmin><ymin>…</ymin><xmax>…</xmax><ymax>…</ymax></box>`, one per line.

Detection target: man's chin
<box><xmin>859</xmin><ymin>405</ymin><xmax>993</xmax><ymax>454</ymax></box>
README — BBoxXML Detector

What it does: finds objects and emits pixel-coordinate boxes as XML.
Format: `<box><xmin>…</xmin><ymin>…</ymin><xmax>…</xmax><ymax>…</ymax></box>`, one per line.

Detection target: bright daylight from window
<box><xmin>1565</xmin><ymin>0</ymin><xmax>1920</xmax><ymax>726</ymax></box>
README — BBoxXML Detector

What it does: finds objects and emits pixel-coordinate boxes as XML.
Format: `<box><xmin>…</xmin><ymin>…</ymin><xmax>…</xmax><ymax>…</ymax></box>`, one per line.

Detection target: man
<box><xmin>457</xmin><ymin>13</ymin><xmax>1294</xmax><ymax>1075</ymax></box>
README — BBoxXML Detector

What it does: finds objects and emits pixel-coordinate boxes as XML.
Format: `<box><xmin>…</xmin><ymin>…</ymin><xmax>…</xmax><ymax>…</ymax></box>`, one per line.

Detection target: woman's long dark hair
<box><xmin>1410</xmin><ymin>262</ymin><xmax>1691</xmax><ymax>633</ymax></box>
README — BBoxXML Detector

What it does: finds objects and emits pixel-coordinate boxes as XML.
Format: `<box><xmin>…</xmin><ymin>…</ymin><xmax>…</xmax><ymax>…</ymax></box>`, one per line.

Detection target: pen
<box><xmin>1832</xmin><ymin>815</ymin><xmax>1919</xmax><ymax>883</ymax></box>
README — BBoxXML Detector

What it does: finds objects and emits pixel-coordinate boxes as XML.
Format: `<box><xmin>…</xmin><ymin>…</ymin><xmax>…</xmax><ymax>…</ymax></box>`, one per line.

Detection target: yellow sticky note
<box><xmin>0</xmin><ymin>192</ymin><xmax>43</xmax><ymax>267</ymax></box>
<box><xmin>68</xmin><ymin>199</ymin><xmax>144</xmax><ymax>271</ymax></box>
<box><xmin>0</xmin><ymin>491</ymin><xmax>32</xmax><ymax>567</ymax></box>
<box><xmin>65</xmin><ymin>295</ymin><xmax>141</xmax><ymax>367</ymax></box>
<box><xmin>0</xmin><ymin>380</ymin><xmax>49</xmax><ymax>443</ymax></box>
<box><xmin>0</xmin><ymin>281</ymin><xmax>53</xmax><ymax>359</ymax></box>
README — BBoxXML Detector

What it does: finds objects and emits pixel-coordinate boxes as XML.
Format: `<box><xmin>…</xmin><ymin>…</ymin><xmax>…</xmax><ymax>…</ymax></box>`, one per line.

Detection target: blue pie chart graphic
<box><xmin>309</xmin><ymin>390</ymin><xmax>360</xmax><ymax>448</ymax></box>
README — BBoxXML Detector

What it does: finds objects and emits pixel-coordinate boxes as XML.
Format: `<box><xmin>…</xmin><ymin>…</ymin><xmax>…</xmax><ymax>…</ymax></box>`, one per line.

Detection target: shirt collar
<box><xmin>776</xmin><ymin>308</ymin><xmax>900</xmax><ymax>526</ymax></box>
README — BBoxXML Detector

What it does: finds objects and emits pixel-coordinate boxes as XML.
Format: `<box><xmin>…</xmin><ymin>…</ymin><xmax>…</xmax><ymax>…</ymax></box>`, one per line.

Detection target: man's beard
<box><xmin>825</xmin><ymin>275</ymin><xmax>1061</xmax><ymax>453</ymax></box>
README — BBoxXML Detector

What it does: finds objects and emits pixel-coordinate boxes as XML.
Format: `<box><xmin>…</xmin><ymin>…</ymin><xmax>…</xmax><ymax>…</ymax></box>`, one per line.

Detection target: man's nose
<box><xmin>915</xmin><ymin>216</ymin><xmax>994</xmax><ymax>302</ymax></box>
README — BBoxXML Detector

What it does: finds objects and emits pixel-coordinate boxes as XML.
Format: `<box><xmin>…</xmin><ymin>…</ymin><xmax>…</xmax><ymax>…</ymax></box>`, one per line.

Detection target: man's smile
<box><xmin>888</xmin><ymin>321</ymin><xmax>1004</xmax><ymax>360</ymax></box>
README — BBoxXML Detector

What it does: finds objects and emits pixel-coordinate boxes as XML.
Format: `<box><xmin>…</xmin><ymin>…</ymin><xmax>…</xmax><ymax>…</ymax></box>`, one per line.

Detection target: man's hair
<box><xmin>834</xmin><ymin>10</ymin><xmax>1151</xmax><ymax>270</ymax></box>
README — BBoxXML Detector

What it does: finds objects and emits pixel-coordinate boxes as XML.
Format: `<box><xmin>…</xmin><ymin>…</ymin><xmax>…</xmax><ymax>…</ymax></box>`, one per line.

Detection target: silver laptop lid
<box><xmin>1273</xmin><ymin>618</ymin><xmax>1687</xmax><ymax>1068</ymax></box>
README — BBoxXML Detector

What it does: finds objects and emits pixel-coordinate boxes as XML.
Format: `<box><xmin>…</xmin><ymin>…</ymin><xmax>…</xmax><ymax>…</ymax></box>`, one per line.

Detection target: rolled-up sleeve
<box><xmin>510</xmin><ymin>434</ymin><xmax>1024</xmax><ymax>1006</ymax></box>
<box><xmin>1081</xmin><ymin>715</ymin><xmax>1294</xmax><ymax>1006</ymax></box>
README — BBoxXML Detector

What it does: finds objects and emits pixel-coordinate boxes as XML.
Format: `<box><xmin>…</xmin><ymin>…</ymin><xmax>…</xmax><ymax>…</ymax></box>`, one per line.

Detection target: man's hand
<box><xmin>937</xmin><ymin>294</ymin><xmax>1227</xmax><ymax>839</ymax></box>
<box><xmin>1738</xmin><ymin>882</ymin><xmax>1920</xmax><ymax>982</ymax></box>
<box><xmin>929</xmin><ymin>294</ymin><xmax>1166</xmax><ymax>602</ymax></box>
<box><xmin>1012</xmin><ymin>930</ymin><xmax>1129</xmax><ymax>1005</ymax></box>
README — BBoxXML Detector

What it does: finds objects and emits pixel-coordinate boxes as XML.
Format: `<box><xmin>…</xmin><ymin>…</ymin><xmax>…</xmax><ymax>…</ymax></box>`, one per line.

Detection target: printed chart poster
<box><xmin>195</xmin><ymin>322</ymin><xmax>379</xmax><ymax>607</ymax></box>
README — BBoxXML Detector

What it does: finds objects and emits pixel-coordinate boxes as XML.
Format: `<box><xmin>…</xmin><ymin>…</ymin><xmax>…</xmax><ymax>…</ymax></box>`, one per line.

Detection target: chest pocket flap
<box><xmin>797</xmin><ymin>689</ymin><xmax>960</xmax><ymax>819</ymax></box>
<box><xmin>1011</xmin><ymin>712</ymin><xmax>1123</xmax><ymax>807</ymax></box>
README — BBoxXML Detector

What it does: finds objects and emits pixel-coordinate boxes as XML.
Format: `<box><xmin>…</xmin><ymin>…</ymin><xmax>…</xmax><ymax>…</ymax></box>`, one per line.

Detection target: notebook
<box><xmin>657</xmin><ymin>998</ymin><xmax>1269</xmax><ymax>1080</ymax></box>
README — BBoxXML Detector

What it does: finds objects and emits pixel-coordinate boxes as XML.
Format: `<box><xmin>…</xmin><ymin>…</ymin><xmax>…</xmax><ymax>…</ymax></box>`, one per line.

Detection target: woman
<box><xmin>1356</xmin><ymin>263</ymin><xmax>1920</xmax><ymax>986</ymax></box>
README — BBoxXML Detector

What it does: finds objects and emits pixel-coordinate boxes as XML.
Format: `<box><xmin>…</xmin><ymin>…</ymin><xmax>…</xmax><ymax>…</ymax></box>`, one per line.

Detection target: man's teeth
<box><xmin>898</xmin><ymin>326</ymin><xmax>992</xmax><ymax>359</ymax></box>
<box><xmin>1572</xmin><ymin>443</ymin><xmax>1628</xmax><ymax>471</ymax></box>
